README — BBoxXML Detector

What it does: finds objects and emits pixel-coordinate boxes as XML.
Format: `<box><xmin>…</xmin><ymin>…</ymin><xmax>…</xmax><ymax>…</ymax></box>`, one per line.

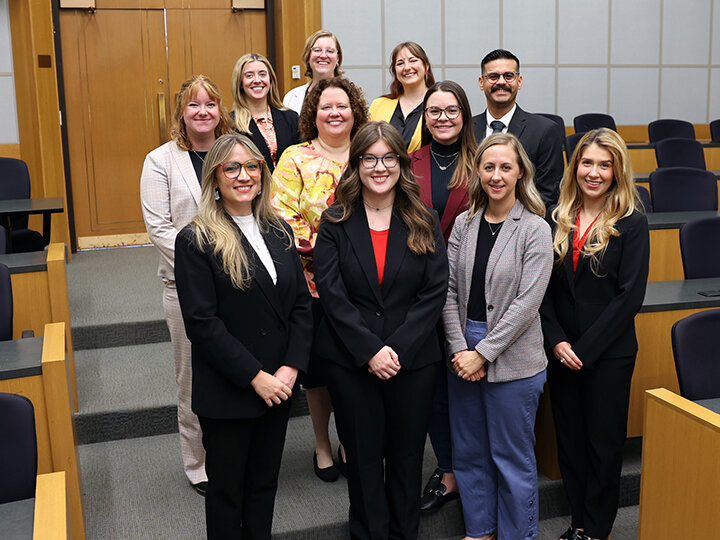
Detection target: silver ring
<box><xmin>560</xmin><ymin>358</ymin><xmax>565</xmax><ymax>364</ymax></box>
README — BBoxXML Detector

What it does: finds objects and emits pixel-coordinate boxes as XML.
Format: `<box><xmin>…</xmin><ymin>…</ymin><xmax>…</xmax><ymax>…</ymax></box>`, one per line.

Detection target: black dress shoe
<box><xmin>419</xmin><ymin>482</ymin><xmax>459</xmax><ymax>512</ymax></box>
<box><xmin>336</xmin><ymin>444</ymin><xmax>347</xmax><ymax>478</ymax></box>
<box><xmin>559</xmin><ymin>527</ymin><xmax>586</xmax><ymax>540</ymax></box>
<box><xmin>313</xmin><ymin>452</ymin><xmax>339</xmax><ymax>482</ymax></box>
<box><xmin>422</xmin><ymin>468</ymin><xmax>443</xmax><ymax>494</ymax></box>
<box><xmin>190</xmin><ymin>480</ymin><xmax>207</xmax><ymax>497</ymax></box>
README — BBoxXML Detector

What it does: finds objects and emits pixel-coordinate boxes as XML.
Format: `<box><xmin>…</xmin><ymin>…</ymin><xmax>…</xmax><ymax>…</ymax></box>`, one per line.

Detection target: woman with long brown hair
<box><xmin>314</xmin><ymin>120</ymin><xmax>448</xmax><ymax>539</ymax></box>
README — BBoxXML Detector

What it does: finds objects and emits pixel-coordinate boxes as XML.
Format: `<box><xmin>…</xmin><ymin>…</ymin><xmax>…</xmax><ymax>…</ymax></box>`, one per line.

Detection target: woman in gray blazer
<box><xmin>140</xmin><ymin>75</ymin><xmax>231</xmax><ymax>495</ymax></box>
<box><xmin>443</xmin><ymin>133</ymin><xmax>552</xmax><ymax>540</ymax></box>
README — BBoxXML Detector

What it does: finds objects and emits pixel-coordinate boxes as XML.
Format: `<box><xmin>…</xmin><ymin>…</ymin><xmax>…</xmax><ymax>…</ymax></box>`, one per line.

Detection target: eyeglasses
<box><xmin>359</xmin><ymin>154</ymin><xmax>400</xmax><ymax>169</ymax></box>
<box><xmin>310</xmin><ymin>47</ymin><xmax>337</xmax><ymax>56</ymax></box>
<box><xmin>483</xmin><ymin>71</ymin><xmax>519</xmax><ymax>83</ymax></box>
<box><xmin>424</xmin><ymin>105</ymin><xmax>462</xmax><ymax>120</ymax></box>
<box><xmin>217</xmin><ymin>160</ymin><xmax>264</xmax><ymax>179</ymax></box>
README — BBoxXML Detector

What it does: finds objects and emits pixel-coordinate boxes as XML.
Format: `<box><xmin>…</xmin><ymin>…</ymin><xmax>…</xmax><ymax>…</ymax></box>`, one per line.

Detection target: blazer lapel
<box><xmin>507</xmin><ymin>106</ymin><xmax>528</xmax><ymax>140</ymax></box>
<box><xmin>171</xmin><ymin>142</ymin><xmax>202</xmax><ymax>205</ymax></box>
<box><xmin>411</xmin><ymin>146</ymin><xmax>433</xmax><ymax>208</ymax></box>
<box><xmin>563</xmin><ymin>230</ymin><xmax>577</xmax><ymax>299</ymax></box>
<box><xmin>485</xmin><ymin>200</ymin><xmax>521</xmax><ymax>281</ymax></box>
<box><xmin>343</xmin><ymin>208</ymin><xmax>384</xmax><ymax>306</ymax></box>
<box><xmin>380</xmin><ymin>210</ymin><xmax>408</xmax><ymax>294</ymax></box>
<box><xmin>441</xmin><ymin>187</ymin><xmax>468</xmax><ymax>237</ymax></box>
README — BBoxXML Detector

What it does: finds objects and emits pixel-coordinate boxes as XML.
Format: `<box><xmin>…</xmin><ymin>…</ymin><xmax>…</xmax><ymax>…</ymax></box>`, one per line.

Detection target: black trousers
<box><xmin>199</xmin><ymin>403</ymin><xmax>291</xmax><ymax>540</ymax></box>
<box><xmin>548</xmin><ymin>355</ymin><xmax>635</xmax><ymax>539</ymax></box>
<box><xmin>326</xmin><ymin>361</ymin><xmax>439</xmax><ymax>540</ymax></box>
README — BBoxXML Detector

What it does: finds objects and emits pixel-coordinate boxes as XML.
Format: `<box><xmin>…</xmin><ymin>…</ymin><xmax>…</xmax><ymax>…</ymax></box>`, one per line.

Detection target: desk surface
<box><xmin>0</xmin><ymin>251</ymin><xmax>47</xmax><ymax>274</ymax></box>
<box><xmin>0</xmin><ymin>197</ymin><xmax>64</xmax><ymax>216</ymax></box>
<box><xmin>695</xmin><ymin>398</ymin><xmax>720</xmax><ymax>415</ymax></box>
<box><xmin>646</xmin><ymin>210</ymin><xmax>720</xmax><ymax>230</ymax></box>
<box><xmin>641</xmin><ymin>278</ymin><xmax>720</xmax><ymax>313</ymax></box>
<box><xmin>0</xmin><ymin>497</ymin><xmax>34</xmax><ymax>539</ymax></box>
<box><xmin>0</xmin><ymin>335</ymin><xmax>43</xmax><ymax>380</ymax></box>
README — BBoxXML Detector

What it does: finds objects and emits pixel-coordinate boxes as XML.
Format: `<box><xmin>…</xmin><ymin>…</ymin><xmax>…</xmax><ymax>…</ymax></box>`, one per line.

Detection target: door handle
<box><xmin>158</xmin><ymin>92</ymin><xmax>167</xmax><ymax>142</ymax></box>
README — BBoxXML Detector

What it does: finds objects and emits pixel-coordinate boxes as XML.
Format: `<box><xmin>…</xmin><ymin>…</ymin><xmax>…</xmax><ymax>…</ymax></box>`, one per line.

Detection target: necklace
<box><xmin>430</xmin><ymin>149</ymin><xmax>459</xmax><ymax>171</ymax></box>
<box><xmin>364</xmin><ymin>200</ymin><xmax>393</xmax><ymax>211</ymax></box>
<box><xmin>191</xmin><ymin>150</ymin><xmax>206</xmax><ymax>163</ymax></box>
<box><xmin>487</xmin><ymin>220</ymin><xmax>503</xmax><ymax>236</ymax></box>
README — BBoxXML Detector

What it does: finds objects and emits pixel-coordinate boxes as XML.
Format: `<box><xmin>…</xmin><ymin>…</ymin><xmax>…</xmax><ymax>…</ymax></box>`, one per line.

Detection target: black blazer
<box><xmin>174</xmin><ymin>220</ymin><xmax>312</xmax><ymax>419</ymax></box>
<box><xmin>313</xmin><ymin>205</ymin><xmax>449</xmax><ymax>371</ymax></box>
<box><xmin>473</xmin><ymin>106</ymin><xmax>565</xmax><ymax>205</ymax></box>
<box><xmin>247</xmin><ymin>106</ymin><xmax>301</xmax><ymax>172</ymax></box>
<box><xmin>540</xmin><ymin>210</ymin><xmax>649</xmax><ymax>369</ymax></box>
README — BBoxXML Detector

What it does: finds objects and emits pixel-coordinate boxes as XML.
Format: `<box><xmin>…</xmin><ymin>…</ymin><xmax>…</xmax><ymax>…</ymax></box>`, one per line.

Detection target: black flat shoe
<box><xmin>419</xmin><ymin>482</ymin><xmax>459</xmax><ymax>512</ymax></box>
<box><xmin>190</xmin><ymin>480</ymin><xmax>207</xmax><ymax>497</ymax></box>
<box><xmin>336</xmin><ymin>444</ymin><xmax>347</xmax><ymax>478</ymax></box>
<box><xmin>559</xmin><ymin>527</ymin><xmax>587</xmax><ymax>540</ymax></box>
<box><xmin>313</xmin><ymin>452</ymin><xmax>339</xmax><ymax>482</ymax></box>
<box><xmin>422</xmin><ymin>468</ymin><xmax>443</xmax><ymax>495</ymax></box>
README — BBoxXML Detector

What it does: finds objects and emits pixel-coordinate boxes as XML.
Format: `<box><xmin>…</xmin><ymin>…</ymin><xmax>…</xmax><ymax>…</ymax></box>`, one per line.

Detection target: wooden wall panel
<box><xmin>274</xmin><ymin>0</ymin><xmax>321</xmax><ymax>96</ymax></box>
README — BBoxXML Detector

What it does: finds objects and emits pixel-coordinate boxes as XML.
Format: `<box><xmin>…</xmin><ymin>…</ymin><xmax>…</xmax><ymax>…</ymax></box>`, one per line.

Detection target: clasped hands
<box><xmin>452</xmin><ymin>349</ymin><xmax>487</xmax><ymax>381</ymax></box>
<box><xmin>552</xmin><ymin>341</ymin><xmax>583</xmax><ymax>370</ymax></box>
<box><xmin>368</xmin><ymin>345</ymin><xmax>401</xmax><ymax>380</ymax></box>
<box><xmin>251</xmin><ymin>366</ymin><xmax>298</xmax><ymax>407</ymax></box>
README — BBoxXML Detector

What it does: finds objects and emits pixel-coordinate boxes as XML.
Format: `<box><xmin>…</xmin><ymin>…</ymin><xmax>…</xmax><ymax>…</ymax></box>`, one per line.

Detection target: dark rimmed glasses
<box><xmin>217</xmin><ymin>159</ymin><xmax>264</xmax><ymax>179</ymax></box>
<box><xmin>359</xmin><ymin>154</ymin><xmax>400</xmax><ymax>169</ymax></box>
<box><xmin>483</xmin><ymin>71</ymin><xmax>519</xmax><ymax>83</ymax></box>
<box><xmin>424</xmin><ymin>105</ymin><xmax>463</xmax><ymax>120</ymax></box>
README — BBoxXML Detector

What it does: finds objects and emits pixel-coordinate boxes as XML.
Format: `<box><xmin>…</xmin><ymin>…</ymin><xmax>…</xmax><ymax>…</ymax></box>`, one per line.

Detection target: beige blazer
<box><xmin>140</xmin><ymin>141</ymin><xmax>202</xmax><ymax>283</ymax></box>
<box><xmin>443</xmin><ymin>199</ymin><xmax>553</xmax><ymax>382</ymax></box>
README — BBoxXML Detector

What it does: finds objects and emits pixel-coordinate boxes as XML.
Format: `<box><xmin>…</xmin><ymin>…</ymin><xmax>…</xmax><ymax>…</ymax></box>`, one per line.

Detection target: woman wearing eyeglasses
<box><xmin>369</xmin><ymin>41</ymin><xmax>435</xmax><ymax>152</ymax></box>
<box><xmin>283</xmin><ymin>29</ymin><xmax>343</xmax><ymax>114</ymax></box>
<box><xmin>273</xmin><ymin>77</ymin><xmax>368</xmax><ymax>483</ymax></box>
<box><xmin>230</xmin><ymin>53</ymin><xmax>300</xmax><ymax>173</ymax></box>
<box><xmin>174</xmin><ymin>133</ymin><xmax>312</xmax><ymax>539</ymax></box>
<box><xmin>314</xmin><ymin>121</ymin><xmax>449</xmax><ymax>539</ymax></box>
<box><xmin>409</xmin><ymin>80</ymin><xmax>477</xmax><ymax>512</ymax></box>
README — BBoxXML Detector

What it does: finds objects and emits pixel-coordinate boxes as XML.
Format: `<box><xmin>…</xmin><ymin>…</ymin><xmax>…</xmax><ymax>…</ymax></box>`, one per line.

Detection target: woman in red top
<box><xmin>541</xmin><ymin>128</ymin><xmax>649</xmax><ymax>540</ymax></box>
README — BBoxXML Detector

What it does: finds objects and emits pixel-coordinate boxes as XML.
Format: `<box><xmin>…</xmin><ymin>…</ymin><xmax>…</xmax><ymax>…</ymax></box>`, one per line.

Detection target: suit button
<box><xmin>375</xmin><ymin>311</ymin><xmax>382</xmax><ymax>317</ymax></box>
<box><xmin>487</xmin><ymin>305</ymin><xmax>494</xmax><ymax>312</ymax></box>
<box><xmin>260</xmin><ymin>328</ymin><xmax>268</xmax><ymax>336</ymax></box>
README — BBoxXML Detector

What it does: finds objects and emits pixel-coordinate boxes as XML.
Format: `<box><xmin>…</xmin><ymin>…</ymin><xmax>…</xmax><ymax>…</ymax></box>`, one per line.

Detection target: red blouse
<box><xmin>370</xmin><ymin>228</ymin><xmax>389</xmax><ymax>286</ymax></box>
<box><xmin>573</xmin><ymin>211</ymin><xmax>600</xmax><ymax>275</ymax></box>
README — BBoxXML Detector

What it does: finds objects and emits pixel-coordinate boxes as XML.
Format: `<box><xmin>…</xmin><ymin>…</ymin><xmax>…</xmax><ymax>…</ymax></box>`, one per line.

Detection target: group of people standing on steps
<box><xmin>140</xmin><ymin>28</ymin><xmax>649</xmax><ymax>540</ymax></box>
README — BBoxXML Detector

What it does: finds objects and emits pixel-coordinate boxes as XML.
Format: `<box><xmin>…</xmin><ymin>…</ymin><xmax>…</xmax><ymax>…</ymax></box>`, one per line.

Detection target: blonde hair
<box><xmin>468</xmin><ymin>133</ymin><xmax>545</xmax><ymax>219</ymax></box>
<box><xmin>192</xmin><ymin>133</ymin><xmax>291</xmax><ymax>288</ymax></box>
<box><xmin>170</xmin><ymin>75</ymin><xmax>232</xmax><ymax>151</ymax></box>
<box><xmin>551</xmin><ymin>128</ymin><xmax>640</xmax><ymax>274</ymax></box>
<box><xmin>302</xmin><ymin>30</ymin><xmax>343</xmax><ymax>78</ymax></box>
<box><xmin>230</xmin><ymin>53</ymin><xmax>286</xmax><ymax>134</ymax></box>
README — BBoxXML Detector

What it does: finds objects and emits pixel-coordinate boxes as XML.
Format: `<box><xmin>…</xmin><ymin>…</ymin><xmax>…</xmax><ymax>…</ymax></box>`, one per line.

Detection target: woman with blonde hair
<box><xmin>369</xmin><ymin>41</ymin><xmax>435</xmax><ymax>152</ymax></box>
<box><xmin>314</xmin><ymin>121</ymin><xmax>448</xmax><ymax>538</ymax></box>
<box><xmin>174</xmin><ymin>133</ymin><xmax>312</xmax><ymax>538</ymax></box>
<box><xmin>230</xmin><ymin>53</ymin><xmax>300</xmax><ymax>172</ymax></box>
<box><xmin>443</xmin><ymin>133</ymin><xmax>552</xmax><ymax>540</ymax></box>
<box><xmin>140</xmin><ymin>74</ymin><xmax>231</xmax><ymax>496</ymax></box>
<box><xmin>541</xmin><ymin>128</ymin><xmax>649</xmax><ymax>540</ymax></box>
<box><xmin>283</xmin><ymin>29</ymin><xmax>344</xmax><ymax>114</ymax></box>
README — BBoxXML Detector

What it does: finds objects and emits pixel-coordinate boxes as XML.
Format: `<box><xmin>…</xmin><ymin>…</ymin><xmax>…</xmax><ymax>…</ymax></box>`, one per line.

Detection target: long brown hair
<box><xmin>551</xmin><ymin>128</ymin><xmax>640</xmax><ymax>273</ymax></box>
<box><xmin>230</xmin><ymin>53</ymin><xmax>285</xmax><ymax>134</ymax></box>
<box><xmin>170</xmin><ymin>75</ymin><xmax>232</xmax><ymax>151</ymax></box>
<box><xmin>383</xmin><ymin>41</ymin><xmax>435</xmax><ymax>99</ymax></box>
<box><xmin>420</xmin><ymin>81</ymin><xmax>477</xmax><ymax>190</ymax></box>
<box><xmin>324</xmin><ymin>121</ymin><xmax>436</xmax><ymax>254</ymax></box>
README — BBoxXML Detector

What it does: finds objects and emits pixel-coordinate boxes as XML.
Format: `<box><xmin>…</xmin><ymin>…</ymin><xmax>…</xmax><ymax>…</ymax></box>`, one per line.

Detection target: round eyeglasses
<box><xmin>483</xmin><ymin>71</ymin><xmax>519</xmax><ymax>83</ymax></box>
<box><xmin>359</xmin><ymin>154</ymin><xmax>400</xmax><ymax>169</ymax></box>
<box><xmin>217</xmin><ymin>159</ymin><xmax>264</xmax><ymax>179</ymax></box>
<box><xmin>424</xmin><ymin>105</ymin><xmax>462</xmax><ymax>120</ymax></box>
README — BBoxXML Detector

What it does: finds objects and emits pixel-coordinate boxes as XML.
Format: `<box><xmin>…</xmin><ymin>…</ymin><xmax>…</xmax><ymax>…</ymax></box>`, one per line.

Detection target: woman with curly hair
<box><xmin>272</xmin><ymin>76</ymin><xmax>368</xmax><ymax>482</ymax></box>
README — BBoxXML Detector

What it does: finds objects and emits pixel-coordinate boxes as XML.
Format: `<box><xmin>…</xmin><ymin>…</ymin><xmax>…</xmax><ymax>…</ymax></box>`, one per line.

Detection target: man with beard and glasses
<box><xmin>472</xmin><ymin>49</ymin><xmax>565</xmax><ymax>205</ymax></box>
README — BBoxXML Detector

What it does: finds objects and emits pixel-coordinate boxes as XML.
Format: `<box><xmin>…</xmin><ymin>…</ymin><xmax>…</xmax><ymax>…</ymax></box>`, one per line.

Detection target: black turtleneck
<box><xmin>429</xmin><ymin>138</ymin><xmax>461</xmax><ymax>219</ymax></box>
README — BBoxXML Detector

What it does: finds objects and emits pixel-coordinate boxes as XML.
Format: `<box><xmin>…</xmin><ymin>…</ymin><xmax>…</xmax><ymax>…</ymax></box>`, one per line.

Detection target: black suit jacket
<box><xmin>473</xmin><ymin>106</ymin><xmax>565</xmax><ymax>205</ymax></box>
<box><xmin>313</xmin><ymin>205</ymin><xmax>449</xmax><ymax>371</ymax></box>
<box><xmin>540</xmin><ymin>210</ymin><xmax>649</xmax><ymax>368</ymax></box>
<box><xmin>174</xmin><ymin>220</ymin><xmax>312</xmax><ymax>419</ymax></box>
<box><xmin>247</xmin><ymin>106</ymin><xmax>301</xmax><ymax>172</ymax></box>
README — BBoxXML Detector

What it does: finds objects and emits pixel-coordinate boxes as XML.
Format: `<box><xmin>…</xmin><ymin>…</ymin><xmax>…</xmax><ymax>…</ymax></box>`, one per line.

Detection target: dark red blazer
<box><xmin>410</xmin><ymin>144</ymin><xmax>469</xmax><ymax>244</ymax></box>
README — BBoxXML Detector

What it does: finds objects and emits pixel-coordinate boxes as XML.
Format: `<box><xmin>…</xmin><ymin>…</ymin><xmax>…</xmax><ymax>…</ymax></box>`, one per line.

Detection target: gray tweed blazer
<box><xmin>442</xmin><ymin>199</ymin><xmax>553</xmax><ymax>382</ymax></box>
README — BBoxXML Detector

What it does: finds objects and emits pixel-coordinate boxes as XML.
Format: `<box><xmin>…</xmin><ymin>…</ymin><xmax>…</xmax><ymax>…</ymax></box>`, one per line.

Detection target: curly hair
<box><xmin>298</xmin><ymin>77</ymin><xmax>368</xmax><ymax>141</ymax></box>
<box><xmin>170</xmin><ymin>75</ymin><xmax>232</xmax><ymax>151</ymax></box>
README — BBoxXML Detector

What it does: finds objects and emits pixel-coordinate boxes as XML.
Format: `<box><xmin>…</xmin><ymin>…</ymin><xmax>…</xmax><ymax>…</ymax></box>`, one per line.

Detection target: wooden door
<box><xmin>60</xmin><ymin>5</ymin><xmax>266</xmax><ymax>244</ymax></box>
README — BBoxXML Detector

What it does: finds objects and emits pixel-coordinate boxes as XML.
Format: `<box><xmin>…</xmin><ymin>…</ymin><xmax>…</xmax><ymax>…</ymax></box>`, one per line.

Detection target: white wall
<box><xmin>323</xmin><ymin>0</ymin><xmax>720</xmax><ymax>126</ymax></box>
<box><xmin>0</xmin><ymin>0</ymin><xmax>18</xmax><ymax>144</ymax></box>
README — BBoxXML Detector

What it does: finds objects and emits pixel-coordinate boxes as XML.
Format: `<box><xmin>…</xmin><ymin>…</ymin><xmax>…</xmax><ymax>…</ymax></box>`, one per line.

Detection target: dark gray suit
<box><xmin>473</xmin><ymin>106</ymin><xmax>565</xmax><ymax>205</ymax></box>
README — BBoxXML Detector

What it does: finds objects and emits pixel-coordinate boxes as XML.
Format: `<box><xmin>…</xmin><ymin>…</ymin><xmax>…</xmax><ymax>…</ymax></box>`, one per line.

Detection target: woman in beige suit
<box><xmin>140</xmin><ymin>75</ymin><xmax>231</xmax><ymax>496</ymax></box>
<box><xmin>443</xmin><ymin>133</ymin><xmax>552</xmax><ymax>540</ymax></box>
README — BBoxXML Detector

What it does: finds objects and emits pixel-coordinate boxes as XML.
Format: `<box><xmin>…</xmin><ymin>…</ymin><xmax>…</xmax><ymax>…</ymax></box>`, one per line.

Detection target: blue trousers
<box><xmin>448</xmin><ymin>319</ymin><xmax>545</xmax><ymax>539</ymax></box>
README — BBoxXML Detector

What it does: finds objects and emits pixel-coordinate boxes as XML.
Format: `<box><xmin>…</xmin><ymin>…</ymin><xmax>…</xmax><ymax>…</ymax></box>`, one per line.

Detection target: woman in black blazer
<box><xmin>174</xmin><ymin>133</ymin><xmax>312</xmax><ymax>539</ymax></box>
<box><xmin>540</xmin><ymin>128</ymin><xmax>649</xmax><ymax>540</ymax></box>
<box><xmin>314</xmin><ymin>121</ymin><xmax>449</xmax><ymax>539</ymax></box>
<box><xmin>231</xmin><ymin>53</ymin><xmax>301</xmax><ymax>172</ymax></box>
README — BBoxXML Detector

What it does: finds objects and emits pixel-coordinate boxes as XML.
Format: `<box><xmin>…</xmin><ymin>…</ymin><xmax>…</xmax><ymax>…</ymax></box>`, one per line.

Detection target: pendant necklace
<box><xmin>487</xmin><ymin>220</ymin><xmax>503</xmax><ymax>236</ymax></box>
<box><xmin>430</xmin><ymin>149</ymin><xmax>459</xmax><ymax>171</ymax></box>
<box><xmin>364</xmin><ymin>200</ymin><xmax>393</xmax><ymax>212</ymax></box>
<box><xmin>191</xmin><ymin>149</ymin><xmax>206</xmax><ymax>163</ymax></box>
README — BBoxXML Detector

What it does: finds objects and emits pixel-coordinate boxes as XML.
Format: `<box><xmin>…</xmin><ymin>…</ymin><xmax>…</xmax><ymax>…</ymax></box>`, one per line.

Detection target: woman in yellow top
<box><xmin>369</xmin><ymin>41</ymin><xmax>435</xmax><ymax>152</ymax></box>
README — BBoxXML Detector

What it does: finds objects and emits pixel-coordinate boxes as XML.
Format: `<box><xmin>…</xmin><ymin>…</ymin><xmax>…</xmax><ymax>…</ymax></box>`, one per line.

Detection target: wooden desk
<box><xmin>0</xmin><ymin>472</ymin><xmax>69</xmax><ymax>540</ymax></box>
<box><xmin>0</xmin><ymin>197</ymin><xmax>64</xmax><ymax>245</ymax></box>
<box><xmin>0</xmin><ymin>244</ymin><xmax>77</xmax><ymax>411</ymax></box>
<box><xmin>647</xmin><ymin>211</ymin><xmax>720</xmax><ymax>282</ymax></box>
<box><xmin>0</xmin><ymin>324</ymin><xmax>85</xmax><ymax>540</ymax></box>
<box><xmin>639</xmin><ymin>388</ymin><xmax>720</xmax><ymax>539</ymax></box>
